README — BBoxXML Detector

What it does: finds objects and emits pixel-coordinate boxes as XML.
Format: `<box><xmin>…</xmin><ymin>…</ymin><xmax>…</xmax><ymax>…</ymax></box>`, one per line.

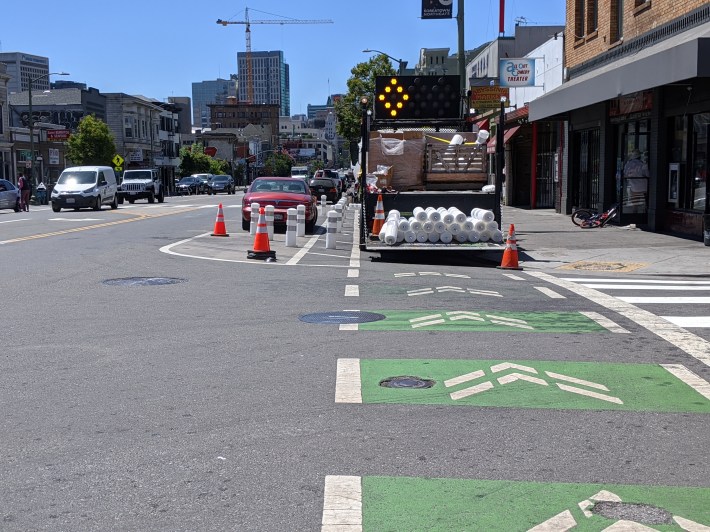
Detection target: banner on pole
<box><xmin>422</xmin><ymin>0</ymin><xmax>453</xmax><ymax>19</ymax></box>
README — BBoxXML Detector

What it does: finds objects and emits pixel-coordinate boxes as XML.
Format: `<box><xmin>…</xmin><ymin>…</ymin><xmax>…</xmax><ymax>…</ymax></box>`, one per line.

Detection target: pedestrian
<box><xmin>19</xmin><ymin>172</ymin><xmax>32</xmax><ymax>212</ymax></box>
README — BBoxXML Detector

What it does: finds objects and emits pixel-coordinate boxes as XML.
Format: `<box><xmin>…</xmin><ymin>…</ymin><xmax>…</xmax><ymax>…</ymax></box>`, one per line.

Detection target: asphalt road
<box><xmin>1</xmin><ymin>194</ymin><xmax>708</xmax><ymax>531</ymax></box>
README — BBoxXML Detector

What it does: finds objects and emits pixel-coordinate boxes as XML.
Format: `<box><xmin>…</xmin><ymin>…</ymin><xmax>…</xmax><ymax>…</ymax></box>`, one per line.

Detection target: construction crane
<box><xmin>217</xmin><ymin>8</ymin><xmax>333</xmax><ymax>104</ymax></box>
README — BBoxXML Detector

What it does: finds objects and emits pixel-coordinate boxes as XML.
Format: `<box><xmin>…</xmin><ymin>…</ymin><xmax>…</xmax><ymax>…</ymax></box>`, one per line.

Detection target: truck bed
<box><xmin>359</xmin><ymin>191</ymin><xmax>505</xmax><ymax>253</ymax></box>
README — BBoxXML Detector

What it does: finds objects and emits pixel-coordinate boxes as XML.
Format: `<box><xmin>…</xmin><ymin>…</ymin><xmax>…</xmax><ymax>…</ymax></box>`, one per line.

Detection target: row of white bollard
<box><xmin>325</xmin><ymin>196</ymin><xmax>349</xmax><ymax>249</ymax></box>
<box><xmin>251</xmin><ymin>196</ymin><xmax>349</xmax><ymax>250</ymax></box>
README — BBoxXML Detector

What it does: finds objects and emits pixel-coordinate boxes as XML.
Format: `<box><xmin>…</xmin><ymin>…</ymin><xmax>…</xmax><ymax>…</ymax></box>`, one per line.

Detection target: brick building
<box><xmin>530</xmin><ymin>1</ymin><xmax>710</xmax><ymax>240</ymax></box>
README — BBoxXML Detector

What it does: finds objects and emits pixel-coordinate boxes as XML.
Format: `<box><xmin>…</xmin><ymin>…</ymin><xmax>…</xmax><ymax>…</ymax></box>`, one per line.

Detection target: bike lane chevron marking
<box><xmin>394</xmin><ymin>272</ymin><xmax>471</xmax><ymax>278</ymax></box>
<box><xmin>335</xmin><ymin>358</ymin><xmax>710</xmax><ymax>412</ymax></box>
<box><xmin>333</xmin><ymin>476</ymin><xmax>710</xmax><ymax>531</ymax></box>
<box><xmin>357</xmin><ymin>310</ymin><xmax>611</xmax><ymax>333</ymax></box>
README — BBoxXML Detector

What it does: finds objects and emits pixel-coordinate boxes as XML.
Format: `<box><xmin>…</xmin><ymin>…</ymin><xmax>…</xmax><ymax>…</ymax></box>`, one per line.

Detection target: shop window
<box><xmin>616</xmin><ymin>119</ymin><xmax>650</xmax><ymax>214</ymax></box>
<box><xmin>691</xmin><ymin>113</ymin><xmax>708</xmax><ymax>212</ymax></box>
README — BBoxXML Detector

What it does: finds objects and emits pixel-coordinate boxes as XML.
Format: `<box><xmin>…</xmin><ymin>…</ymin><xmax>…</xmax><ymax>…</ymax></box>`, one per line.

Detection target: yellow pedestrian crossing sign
<box><xmin>112</xmin><ymin>154</ymin><xmax>124</xmax><ymax>167</ymax></box>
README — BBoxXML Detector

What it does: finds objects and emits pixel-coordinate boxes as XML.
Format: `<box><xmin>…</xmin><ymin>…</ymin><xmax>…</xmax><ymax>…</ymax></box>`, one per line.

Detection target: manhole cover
<box><xmin>299</xmin><ymin>311</ymin><xmax>385</xmax><ymax>324</ymax></box>
<box><xmin>103</xmin><ymin>277</ymin><xmax>187</xmax><ymax>286</ymax></box>
<box><xmin>591</xmin><ymin>501</ymin><xmax>673</xmax><ymax>525</ymax></box>
<box><xmin>558</xmin><ymin>261</ymin><xmax>646</xmax><ymax>272</ymax></box>
<box><xmin>380</xmin><ymin>376</ymin><xmax>435</xmax><ymax>389</ymax></box>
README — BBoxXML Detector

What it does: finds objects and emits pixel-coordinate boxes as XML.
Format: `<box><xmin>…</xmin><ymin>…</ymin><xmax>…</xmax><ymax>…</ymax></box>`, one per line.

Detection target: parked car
<box><xmin>50</xmin><ymin>166</ymin><xmax>119</xmax><ymax>212</ymax></box>
<box><xmin>192</xmin><ymin>173</ymin><xmax>212</xmax><ymax>194</ymax></box>
<box><xmin>0</xmin><ymin>179</ymin><xmax>20</xmax><ymax>212</ymax></box>
<box><xmin>242</xmin><ymin>177</ymin><xmax>318</xmax><ymax>233</ymax></box>
<box><xmin>207</xmin><ymin>175</ymin><xmax>236</xmax><ymax>195</ymax></box>
<box><xmin>308</xmin><ymin>178</ymin><xmax>339</xmax><ymax>203</ymax></box>
<box><xmin>176</xmin><ymin>176</ymin><xmax>202</xmax><ymax>195</ymax></box>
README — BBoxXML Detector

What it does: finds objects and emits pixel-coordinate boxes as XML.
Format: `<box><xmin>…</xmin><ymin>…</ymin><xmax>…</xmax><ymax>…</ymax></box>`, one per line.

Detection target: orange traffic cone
<box><xmin>497</xmin><ymin>224</ymin><xmax>523</xmax><ymax>270</ymax></box>
<box><xmin>371</xmin><ymin>194</ymin><xmax>385</xmax><ymax>237</ymax></box>
<box><xmin>247</xmin><ymin>207</ymin><xmax>276</xmax><ymax>261</ymax></box>
<box><xmin>211</xmin><ymin>203</ymin><xmax>229</xmax><ymax>237</ymax></box>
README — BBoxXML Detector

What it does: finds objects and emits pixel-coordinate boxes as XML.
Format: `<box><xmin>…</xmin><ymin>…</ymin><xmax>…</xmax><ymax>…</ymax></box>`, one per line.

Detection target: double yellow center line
<box><xmin>0</xmin><ymin>206</ymin><xmax>203</xmax><ymax>245</ymax></box>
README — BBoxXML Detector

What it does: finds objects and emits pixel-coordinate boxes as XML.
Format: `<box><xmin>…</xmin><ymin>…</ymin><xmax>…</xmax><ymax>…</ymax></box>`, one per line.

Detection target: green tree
<box><xmin>209</xmin><ymin>158</ymin><xmax>231</xmax><ymax>175</ymax></box>
<box><xmin>178</xmin><ymin>143</ymin><xmax>212</xmax><ymax>176</ymax></box>
<box><xmin>264</xmin><ymin>153</ymin><xmax>292</xmax><ymax>177</ymax></box>
<box><xmin>65</xmin><ymin>115</ymin><xmax>116</xmax><ymax>166</ymax></box>
<box><xmin>335</xmin><ymin>55</ymin><xmax>395</xmax><ymax>163</ymax></box>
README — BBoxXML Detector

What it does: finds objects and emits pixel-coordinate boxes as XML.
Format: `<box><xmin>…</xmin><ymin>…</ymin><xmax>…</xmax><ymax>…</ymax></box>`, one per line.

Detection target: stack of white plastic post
<box><xmin>378</xmin><ymin>206</ymin><xmax>503</xmax><ymax>245</ymax></box>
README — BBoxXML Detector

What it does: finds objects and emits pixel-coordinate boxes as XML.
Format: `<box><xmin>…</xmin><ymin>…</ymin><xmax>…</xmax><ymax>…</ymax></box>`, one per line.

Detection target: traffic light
<box><xmin>374</xmin><ymin>75</ymin><xmax>461</xmax><ymax>120</ymax></box>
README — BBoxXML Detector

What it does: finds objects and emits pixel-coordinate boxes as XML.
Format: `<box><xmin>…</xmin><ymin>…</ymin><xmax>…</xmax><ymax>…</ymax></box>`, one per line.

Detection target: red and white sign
<box><xmin>47</xmin><ymin>129</ymin><xmax>71</xmax><ymax>142</ymax></box>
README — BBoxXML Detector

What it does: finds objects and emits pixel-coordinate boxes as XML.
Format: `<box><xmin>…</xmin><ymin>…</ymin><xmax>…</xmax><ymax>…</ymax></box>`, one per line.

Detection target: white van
<box><xmin>51</xmin><ymin>166</ymin><xmax>119</xmax><ymax>212</ymax></box>
<box><xmin>291</xmin><ymin>166</ymin><xmax>309</xmax><ymax>180</ymax></box>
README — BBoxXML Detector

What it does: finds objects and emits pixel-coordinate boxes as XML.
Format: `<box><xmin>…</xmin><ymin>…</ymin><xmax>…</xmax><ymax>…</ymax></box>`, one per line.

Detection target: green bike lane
<box><xmin>317</xmin><ymin>269</ymin><xmax>710</xmax><ymax>530</ymax></box>
<box><xmin>323</xmin><ymin>475</ymin><xmax>710</xmax><ymax>531</ymax></box>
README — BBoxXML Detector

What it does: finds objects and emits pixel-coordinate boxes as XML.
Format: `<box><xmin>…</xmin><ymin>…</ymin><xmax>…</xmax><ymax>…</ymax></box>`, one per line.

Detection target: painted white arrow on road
<box><xmin>497</xmin><ymin>373</ymin><xmax>549</xmax><ymax>386</ymax></box>
<box><xmin>444</xmin><ymin>364</ymin><xmax>623</xmax><ymax>404</ymax></box>
<box><xmin>406</xmin><ymin>287</ymin><xmax>502</xmax><ymax>297</ymax></box>
<box><xmin>491</xmin><ymin>363</ymin><xmax>538</xmax><ymax>374</ymax></box>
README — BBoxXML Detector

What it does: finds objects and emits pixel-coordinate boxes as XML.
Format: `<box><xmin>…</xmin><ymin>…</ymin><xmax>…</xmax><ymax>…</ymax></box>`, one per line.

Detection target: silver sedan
<box><xmin>0</xmin><ymin>179</ymin><xmax>20</xmax><ymax>212</ymax></box>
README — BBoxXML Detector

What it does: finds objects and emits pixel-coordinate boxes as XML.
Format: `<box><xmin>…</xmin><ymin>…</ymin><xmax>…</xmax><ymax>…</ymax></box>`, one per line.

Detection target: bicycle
<box><xmin>571</xmin><ymin>203</ymin><xmax>619</xmax><ymax>228</ymax></box>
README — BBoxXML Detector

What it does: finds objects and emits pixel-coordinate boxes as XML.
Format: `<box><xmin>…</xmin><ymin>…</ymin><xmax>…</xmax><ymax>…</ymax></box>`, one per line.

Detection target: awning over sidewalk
<box><xmin>529</xmin><ymin>23</ymin><xmax>710</xmax><ymax>121</ymax></box>
<box><xmin>487</xmin><ymin>126</ymin><xmax>521</xmax><ymax>154</ymax></box>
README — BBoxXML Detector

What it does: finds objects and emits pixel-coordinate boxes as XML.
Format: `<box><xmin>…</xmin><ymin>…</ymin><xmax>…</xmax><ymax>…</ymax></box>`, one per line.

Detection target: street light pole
<box><xmin>362</xmin><ymin>49</ymin><xmax>403</xmax><ymax>75</ymax></box>
<box><xmin>27</xmin><ymin>71</ymin><xmax>69</xmax><ymax>185</ymax></box>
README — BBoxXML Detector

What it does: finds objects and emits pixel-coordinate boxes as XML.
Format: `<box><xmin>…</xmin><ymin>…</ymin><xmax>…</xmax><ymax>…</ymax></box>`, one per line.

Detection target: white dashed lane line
<box><xmin>534</xmin><ymin>286</ymin><xmax>566</xmax><ymax>299</ymax></box>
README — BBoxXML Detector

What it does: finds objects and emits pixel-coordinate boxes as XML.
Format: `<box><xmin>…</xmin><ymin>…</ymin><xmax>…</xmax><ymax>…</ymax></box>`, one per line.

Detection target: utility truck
<box><xmin>358</xmin><ymin>75</ymin><xmax>505</xmax><ymax>255</ymax></box>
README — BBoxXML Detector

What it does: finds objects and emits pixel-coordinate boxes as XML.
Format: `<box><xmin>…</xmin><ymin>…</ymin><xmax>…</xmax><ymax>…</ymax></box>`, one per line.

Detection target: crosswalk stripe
<box><xmin>661</xmin><ymin>316</ymin><xmax>710</xmax><ymax>328</ymax></box>
<box><xmin>562</xmin><ymin>278</ymin><xmax>710</xmax><ymax>284</ymax></box>
<box><xmin>582</xmin><ymin>284</ymin><xmax>710</xmax><ymax>290</ymax></box>
<box><xmin>528</xmin><ymin>271</ymin><xmax>710</xmax><ymax>367</ymax></box>
<box><xmin>619</xmin><ymin>296</ymin><xmax>710</xmax><ymax>304</ymax></box>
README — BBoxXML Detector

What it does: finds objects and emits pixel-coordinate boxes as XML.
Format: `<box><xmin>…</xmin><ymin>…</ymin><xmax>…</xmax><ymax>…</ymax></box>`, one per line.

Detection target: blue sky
<box><xmin>1</xmin><ymin>0</ymin><xmax>565</xmax><ymax>116</ymax></box>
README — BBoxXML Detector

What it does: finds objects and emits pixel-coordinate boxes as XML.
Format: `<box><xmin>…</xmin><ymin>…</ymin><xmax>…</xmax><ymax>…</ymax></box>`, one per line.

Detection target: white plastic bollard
<box><xmin>286</xmin><ymin>208</ymin><xmax>298</xmax><ymax>247</ymax></box>
<box><xmin>326</xmin><ymin>211</ymin><xmax>338</xmax><ymax>249</ymax></box>
<box><xmin>250</xmin><ymin>202</ymin><xmax>260</xmax><ymax>235</ymax></box>
<box><xmin>439</xmin><ymin>230</ymin><xmax>453</xmax><ymax>244</ymax></box>
<box><xmin>321</xmin><ymin>195</ymin><xmax>327</xmax><ymax>208</ymax></box>
<box><xmin>265</xmin><ymin>205</ymin><xmax>275</xmax><ymax>240</ymax></box>
<box><xmin>297</xmin><ymin>204</ymin><xmax>306</xmax><ymax>237</ymax></box>
<box><xmin>335</xmin><ymin>203</ymin><xmax>343</xmax><ymax>233</ymax></box>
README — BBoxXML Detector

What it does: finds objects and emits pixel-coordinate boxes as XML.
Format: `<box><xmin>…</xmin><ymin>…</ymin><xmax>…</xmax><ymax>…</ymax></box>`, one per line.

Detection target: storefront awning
<box><xmin>475</xmin><ymin>118</ymin><xmax>489</xmax><ymax>131</ymax></box>
<box><xmin>487</xmin><ymin>126</ymin><xmax>521</xmax><ymax>154</ymax></box>
<box><xmin>529</xmin><ymin>23</ymin><xmax>710</xmax><ymax>121</ymax></box>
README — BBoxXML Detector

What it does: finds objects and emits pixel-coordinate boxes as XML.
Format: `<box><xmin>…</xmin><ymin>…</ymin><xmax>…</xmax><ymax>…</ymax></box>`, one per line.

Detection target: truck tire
<box><xmin>118</xmin><ymin>195</ymin><xmax>124</xmax><ymax>204</ymax></box>
<box><xmin>111</xmin><ymin>195</ymin><xmax>118</xmax><ymax>209</ymax></box>
<box><xmin>157</xmin><ymin>188</ymin><xmax>164</xmax><ymax>203</ymax></box>
<box><xmin>148</xmin><ymin>191</ymin><xmax>155</xmax><ymax>204</ymax></box>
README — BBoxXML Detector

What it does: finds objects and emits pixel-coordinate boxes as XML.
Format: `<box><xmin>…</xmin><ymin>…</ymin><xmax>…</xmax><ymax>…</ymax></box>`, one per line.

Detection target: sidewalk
<box><xmin>502</xmin><ymin>206</ymin><xmax>710</xmax><ymax>276</ymax></box>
